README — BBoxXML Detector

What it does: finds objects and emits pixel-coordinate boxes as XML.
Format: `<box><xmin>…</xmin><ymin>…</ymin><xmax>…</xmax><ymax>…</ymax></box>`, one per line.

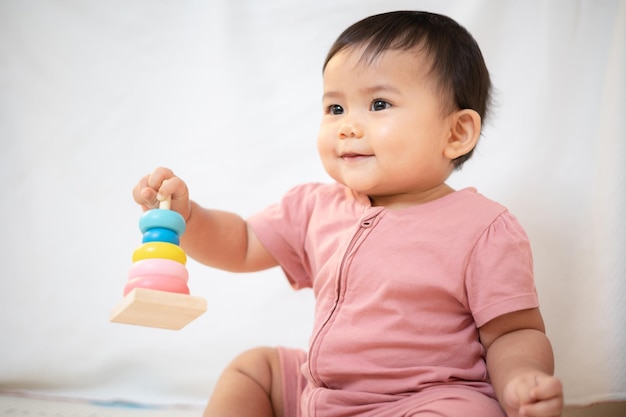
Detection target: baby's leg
<box><xmin>203</xmin><ymin>347</ymin><xmax>284</xmax><ymax>417</ymax></box>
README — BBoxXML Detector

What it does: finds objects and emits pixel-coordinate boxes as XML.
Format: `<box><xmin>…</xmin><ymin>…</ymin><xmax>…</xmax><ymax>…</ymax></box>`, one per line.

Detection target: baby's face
<box><xmin>318</xmin><ymin>47</ymin><xmax>457</xmax><ymax>208</ymax></box>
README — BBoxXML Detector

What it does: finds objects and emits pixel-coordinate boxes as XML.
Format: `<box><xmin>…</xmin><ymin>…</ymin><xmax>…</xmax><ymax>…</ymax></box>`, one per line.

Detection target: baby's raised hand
<box><xmin>132</xmin><ymin>167</ymin><xmax>192</xmax><ymax>221</ymax></box>
<box><xmin>502</xmin><ymin>372</ymin><xmax>563</xmax><ymax>417</ymax></box>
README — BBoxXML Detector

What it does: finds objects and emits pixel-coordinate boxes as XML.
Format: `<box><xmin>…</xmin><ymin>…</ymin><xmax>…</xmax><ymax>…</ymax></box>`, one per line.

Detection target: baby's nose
<box><xmin>338</xmin><ymin>119</ymin><xmax>363</xmax><ymax>139</ymax></box>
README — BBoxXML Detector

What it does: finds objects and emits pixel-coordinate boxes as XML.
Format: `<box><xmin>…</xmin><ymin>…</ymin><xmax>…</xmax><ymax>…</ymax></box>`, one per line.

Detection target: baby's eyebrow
<box><xmin>360</xmin><ymin>84</ymin><xmax>401</xmax><ymax>96</ymax></box>
<box><xmin>322</xmin><ymin>91</ymin><xmax>343</xmax><ymax>101</ymax></box>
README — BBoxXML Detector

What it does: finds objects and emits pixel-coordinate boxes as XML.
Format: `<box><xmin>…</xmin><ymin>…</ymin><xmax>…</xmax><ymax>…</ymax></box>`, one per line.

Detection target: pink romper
<box><xmin>248</xmin><ymin>183</ymin><xmax>539</xmax><ymax>417</ymax></box>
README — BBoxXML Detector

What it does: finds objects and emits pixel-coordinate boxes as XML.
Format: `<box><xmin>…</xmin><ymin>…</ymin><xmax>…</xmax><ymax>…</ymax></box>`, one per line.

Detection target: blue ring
<box><xmin>142</xmin><ymin>227</ymin><xmax>180</xmax><ymax>245</ymax></box>
<box><xmin>139</xmin><ymin>209</ymin><xmax>186</xmax><ymax>235</ymax></box>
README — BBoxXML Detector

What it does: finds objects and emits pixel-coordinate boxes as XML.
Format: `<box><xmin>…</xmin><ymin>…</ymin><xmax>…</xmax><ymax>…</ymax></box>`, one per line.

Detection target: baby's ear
<box><xmin>444</xmin><ymin>109</ymin><xmax>481</xmax><ymax>160</ymax></box>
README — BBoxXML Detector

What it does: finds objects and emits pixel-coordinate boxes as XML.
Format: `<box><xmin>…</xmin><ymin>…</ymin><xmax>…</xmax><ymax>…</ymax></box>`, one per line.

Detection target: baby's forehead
<box><xmin>341</xmin><ymin>41</ymin><xmax>430</xmax><ymax>64</ymax></box>
<box><xmin>323</xmin><ymin>44</ymin><xmax>452</xmax><ymax>107</ymax></box>
<box><xmin>325</xmin><ymin>44</ymin><xmax>436</xmax><ymax>80</ymax></box>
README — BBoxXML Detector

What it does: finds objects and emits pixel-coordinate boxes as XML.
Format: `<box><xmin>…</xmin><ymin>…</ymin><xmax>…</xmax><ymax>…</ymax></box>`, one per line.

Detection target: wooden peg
<box><xmin>158</xmin><ymin>194</ymin><xmax>171</xmax><ymax>210</ymax></box>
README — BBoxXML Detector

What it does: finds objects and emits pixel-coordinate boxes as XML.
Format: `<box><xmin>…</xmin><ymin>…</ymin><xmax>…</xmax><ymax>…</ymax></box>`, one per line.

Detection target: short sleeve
<box><xmin>247</xmin><ymin>184</ymin><xmax>318</xmax><ymax>290</ymax></box>
<box><xmin>465</xmin><ymin>211</ymin><xmax>539</xmax><ymax>327</ymax></box>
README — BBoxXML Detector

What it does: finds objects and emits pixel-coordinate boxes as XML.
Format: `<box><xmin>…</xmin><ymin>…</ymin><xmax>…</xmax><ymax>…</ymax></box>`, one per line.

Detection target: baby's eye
<box><xmin>328</xmin><ymin>104</ymin><xmax>344</xmax><ymax>115</ymax></box>
<box><xmin>371</xmin><ymin>99</ymin><xmax>391</xmax><ymax>111</ymax></box>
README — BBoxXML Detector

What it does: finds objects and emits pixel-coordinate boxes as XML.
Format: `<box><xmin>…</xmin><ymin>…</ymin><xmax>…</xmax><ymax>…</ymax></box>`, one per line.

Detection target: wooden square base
<box><xmin>110</xmin><ymin>288</ymin><xmax>207</xmax><ymax>330</ymax></box>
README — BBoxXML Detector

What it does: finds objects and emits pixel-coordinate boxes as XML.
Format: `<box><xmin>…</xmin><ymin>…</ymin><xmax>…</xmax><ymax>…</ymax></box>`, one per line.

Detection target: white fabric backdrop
<box><xmin>1</xmin><ymin>0</ymin><xmax>624</xmax><ymax>408</ymax></box>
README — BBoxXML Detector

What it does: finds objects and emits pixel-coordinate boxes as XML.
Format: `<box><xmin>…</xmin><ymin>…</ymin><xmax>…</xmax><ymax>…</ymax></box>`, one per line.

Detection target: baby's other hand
<box><xmin>502</xmin><ymin>372</ymin><xmax>563</xmax><ymax>417</ymax></box>
<box><xmin>132</xmin><ymin>167</ymin><xmax>192</xmax><ymax>221</ymax></box>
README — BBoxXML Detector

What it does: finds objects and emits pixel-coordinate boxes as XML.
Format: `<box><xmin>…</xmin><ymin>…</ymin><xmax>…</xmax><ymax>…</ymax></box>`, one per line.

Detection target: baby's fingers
<box><xmin>146</xmin><ymin>167</ymin><xmax>176</xmax><ymax>191</ymax></box>
<box><xmin>145</xmin><ymin>168</ymin><xmax>191</xmax><ymax>220</ymax></box>
<box><xmin>138</xmin><ymin>185</ymin><xmax>159</xmax><ymax>208</ymax></box>
<box><xmin>133</xmin><ymin>167</ymin><xmax>184</xmax><ymax>211</ymax></box>
<box><xmin>519</xmin><ymin>395</ymin><xmax>563</xmax><ymax>417</ymax></box>
<box><xmin>531</xmin><ymin>376</ymin><xmax>563</xmax><ymax>402</ymax></box>
<box><xmin>133</xmin><ymin>174</ymin><xmax>157</xmax><ymax>210</ymax></box>
<box><xmin>155</xmin><ymin>176</ymin><xmax>188</xmax><ymax>204</ymax></box>
<box><xmin>521</xmin><ymin>376</ymin><xmax>563</xmax><ymax>416</ymax></box>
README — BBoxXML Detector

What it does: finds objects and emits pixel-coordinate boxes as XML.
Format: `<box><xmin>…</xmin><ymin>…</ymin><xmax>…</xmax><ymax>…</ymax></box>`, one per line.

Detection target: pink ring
<box><xmin>124</xmin><ymin>275</ymin><xmax>190</xmax><ymax>296</ymax></box>
<box><xmin>128</xmin><ymin>258</ymin><xmax>188</xmax><ymax>283</ymax></box>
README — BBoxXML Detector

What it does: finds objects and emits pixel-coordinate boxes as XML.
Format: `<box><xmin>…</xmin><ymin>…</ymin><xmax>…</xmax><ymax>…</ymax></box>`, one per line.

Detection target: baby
<box><xmin>133</xmin><ymin>10</ymin><xmax>564</xmax><ymax>417</ymax></box>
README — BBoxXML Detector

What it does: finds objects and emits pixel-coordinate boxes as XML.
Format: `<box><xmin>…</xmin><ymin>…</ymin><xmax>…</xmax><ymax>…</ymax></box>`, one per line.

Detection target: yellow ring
<box><xmin>132</xmin><ymin>242</ymin><xmax>187</xmax><ymax>265</ymax></box>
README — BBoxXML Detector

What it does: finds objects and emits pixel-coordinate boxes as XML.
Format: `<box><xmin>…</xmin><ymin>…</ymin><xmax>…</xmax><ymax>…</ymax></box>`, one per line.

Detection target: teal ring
<box><xmin>142</xmin><ymin>227</ymin><xmax>180</xmax><ymax>245</ymax></box>
<box><xmin>139</xmin><ymin>209</ymin><xmax>186</xmax><ymax>235</ymax></box>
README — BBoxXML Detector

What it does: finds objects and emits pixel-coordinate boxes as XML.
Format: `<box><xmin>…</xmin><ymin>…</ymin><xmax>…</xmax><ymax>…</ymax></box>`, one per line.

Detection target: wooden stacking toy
<box><xmin>111</xmin><ymin>197</ymin><xmax>206</xmax><ymax>330</ymax></box>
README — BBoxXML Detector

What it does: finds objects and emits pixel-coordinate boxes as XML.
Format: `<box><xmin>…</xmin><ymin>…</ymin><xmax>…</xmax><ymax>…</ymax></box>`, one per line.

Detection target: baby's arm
<box><xmin>479</xmin><ymin>309</ymin><xmax>564</xmax><ymax>417</ymax></box>
<box><xmin>133</xmin><ymin>167</ymin><xmax>278</xmax><ymax>272</ymax></box>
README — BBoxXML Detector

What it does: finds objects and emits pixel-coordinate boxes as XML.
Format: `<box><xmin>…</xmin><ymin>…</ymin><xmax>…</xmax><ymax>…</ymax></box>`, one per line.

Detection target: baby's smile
<box><xmin>340</xmin><ymin>152</ymin><xmax>373</xmax><ymax>162</ymax></box>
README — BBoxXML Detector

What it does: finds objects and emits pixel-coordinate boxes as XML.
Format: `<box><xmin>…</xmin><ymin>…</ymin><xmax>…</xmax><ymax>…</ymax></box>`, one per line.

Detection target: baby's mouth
<box><xmin>341</xmin><ymin>153</ymin><xmax>373</xmax><ymax>161</ymax></box>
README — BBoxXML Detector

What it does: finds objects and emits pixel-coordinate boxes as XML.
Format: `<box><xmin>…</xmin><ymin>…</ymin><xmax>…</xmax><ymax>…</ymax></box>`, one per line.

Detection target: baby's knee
<box><xmin>205</xmin><ymin>347</ymin><xmax>283</xmax><ymax>417</ymax></box>
<box><xmin>224</xmin><ymin>347</ymin><xmax>284</xmax><ymax>415</ymax></box>
<box><xmin>226</xmin><ymin>347</ymin><xmax>282</xmax><ymax>393</ymax></box>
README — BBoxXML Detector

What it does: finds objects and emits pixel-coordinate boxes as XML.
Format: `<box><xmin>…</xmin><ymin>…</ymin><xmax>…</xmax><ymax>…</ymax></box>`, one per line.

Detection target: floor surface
<box><xmin>1</xmin><ymin>393</ymin><xmax>625</xmax><ymax>417</ymax></box>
